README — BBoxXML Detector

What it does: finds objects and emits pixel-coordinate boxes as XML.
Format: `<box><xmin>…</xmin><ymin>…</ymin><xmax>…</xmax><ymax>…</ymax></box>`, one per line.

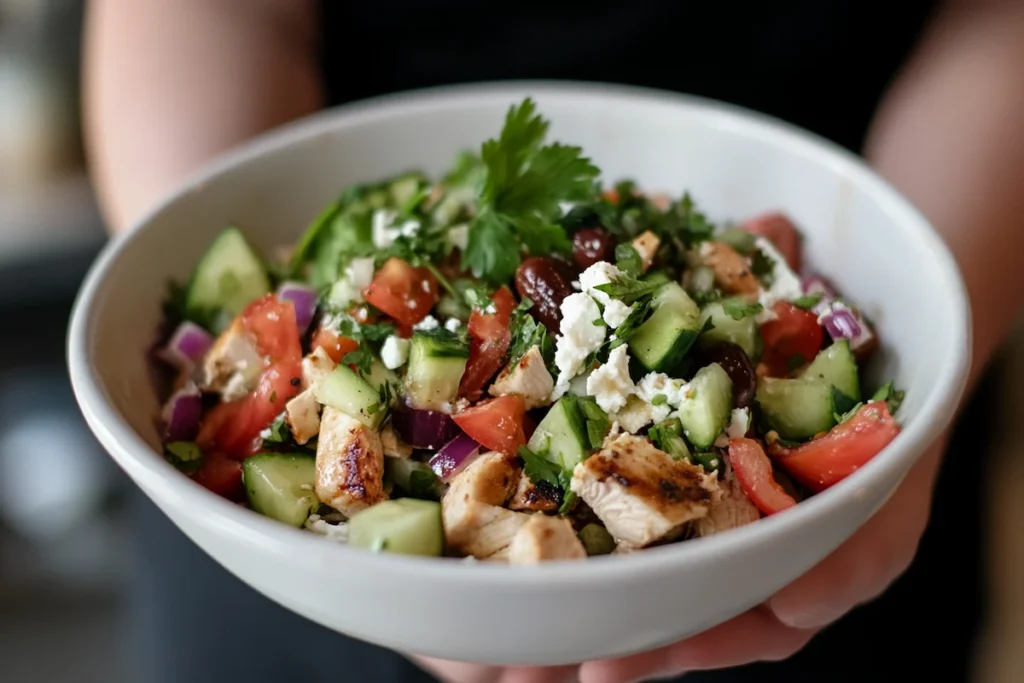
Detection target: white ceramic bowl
<box><xmin>68</xmin><ymin>81</ymin><xmax>970</xmax><ymax>666</ymax></box>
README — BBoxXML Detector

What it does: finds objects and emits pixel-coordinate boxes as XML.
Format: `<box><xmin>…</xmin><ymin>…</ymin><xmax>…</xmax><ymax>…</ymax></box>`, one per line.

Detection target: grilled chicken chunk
<box><xmin>441</xmin><ymin>451</ymin><xmax>525</xmax><ymax>558</ymax></box>
<box><xmin>314</xmin><ymin>407</ymin><xmax>386</xmax><ymax>517</ymax></box>
<box><xmin>570</xmin><ymin>433</ymin><xmax>721</xmax><ymax>548</ymax></box>
<box><xmin>285</xmin><ymin>388</ymin><xmax>320</xmax><ymax>445</ymax></box>
<box><xmin>631</xmin><ymin>230</ymin><xmax>661</xmax><ymax>272</ymax></box>
<box><xmin>700</xmin><ymin>241</ymin><xmax>760</xmax><ymax>297</ymax></box>
<box><xmin>488</xmin><ymin>346</ymin><xmax>555</xmax><ymax>409</ymax></box>
<box><xmin>508</xmin><ymin>472</ymin><xmax>562</xmax><ymax>512</ymax></box>
<box><xmin>509</xmin><ymin>514</ymin><xmax>586</xmax><ymax>564</ymax></box>
<box><xmin>692</xmin><ymin>472</ymin><xmax>761</xmax><ymax>537</ymax></box>
<box><xmin>380</xmin><ymin>423</ymin><xmax>413</xmax><ymax>459</ymax></box>
<box><xmin>201</xmin><ymin>317</ymin><xmax>263</xmax><ymax>400</ymax></box>
<box><xmin>301</xmin><ymin>346</ymin><xmax>337</xmax><ymax>390</ymax></box>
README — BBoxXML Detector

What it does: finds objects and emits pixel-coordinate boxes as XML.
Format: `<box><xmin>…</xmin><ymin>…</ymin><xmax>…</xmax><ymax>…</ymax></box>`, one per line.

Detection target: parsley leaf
<box><xmin>721</xmin><ymin>299</ymin><xmax>764</xmax><ymax>321</ymax></box>
<box><xmin>792</xmin><ymin>294</ymin><xmax>823</xmax><ymax>310</ymax></box>
<box><xmin>615</xmin><ymin>244</ymin><xmax>643</xmax><ymax>276</ymax></box>
<box><xmin>871</xmin><ymin>380</ymin><xmax>906</xmax><ymax>415</ymax></box>
<box><xmin>519</xmin><ymin>445</ymin><xmax>566</xmax><ymax>491</ymax></box>
<box><xmin>508</xmin><ymin>303</ymin><xmax>554</xmax><ymax>368</ymax></box>
<box><xmin>342</xmin><ymin>346</ymin><xmax>375</xmax><ymax>375</ymax></box>
<box><xmin>831</xmin><ymin>386</ymin><xmax>860</xmax><ymax>420</ymax></box>
<box><xmin>751</xmin><ymin>248</ymin><xmax>776</xmax><ymax>286</ymax></box>
<box><xmin>594</xmin><ymin>274</ymin><xmax>661</xmax><ymax>305</ymax></box>
<box><xmin>462</xmin><ymin>98</ymin><xmax>601</xmax><ymax>284</ymax></box>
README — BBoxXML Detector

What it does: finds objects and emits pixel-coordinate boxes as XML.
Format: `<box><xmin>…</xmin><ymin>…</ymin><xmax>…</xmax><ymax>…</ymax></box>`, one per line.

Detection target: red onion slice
<box><xmin>157</xmin><ymin>321</ymin><xmax>214</xmax><ymax>369</ymax></box>
<box><xmin>277</xmin><ymin>281</ymin><xmax>319</xmax><ymax>334</ymax></box>
<box><xmin>429</xmin><ymin>433</ymin><xmax>482</xmax><ymax>482</ymax></box>
<box><xmin>161</xmin><ymin>383</ymin><xmax>204</xmax><ymax>443</ymax></box>
<box><xmin>391</xmin><ymin>404</ymin><xmax>461</xmax><ymax>449</ymax></box>
<box><xmin>821</xmin><ymin>308</ymin><xmax>863</xmax><ymax>340</ymax></box>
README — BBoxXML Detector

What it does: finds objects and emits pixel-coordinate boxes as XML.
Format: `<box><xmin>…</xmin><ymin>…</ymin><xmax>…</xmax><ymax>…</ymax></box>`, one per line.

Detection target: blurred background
<box><xmin>0</xmin><ymin>2</ymin><xmax>1021</xmax><ymax>682</ymax></box>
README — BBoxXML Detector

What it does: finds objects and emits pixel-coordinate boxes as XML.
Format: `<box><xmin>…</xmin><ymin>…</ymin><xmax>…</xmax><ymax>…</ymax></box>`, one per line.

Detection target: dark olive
<box><xmin>514</xmin><ymin>256</ymin><xmax>574</xmax><ymax>334</ymax></box>
<box><xmin>572</xmin><ymin>227</ymin><xmax>617</xmax><ymax>269</ymax></box>
<box><xmin>697</xmin><ymin>342</ymin><xmax>757</xmax><ymax>409</ymax></box>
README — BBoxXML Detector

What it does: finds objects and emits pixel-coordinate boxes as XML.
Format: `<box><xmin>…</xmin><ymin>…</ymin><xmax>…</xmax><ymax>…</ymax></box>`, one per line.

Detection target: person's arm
<box><xmin>83</xmin><ymin>0</ymin><xmax>323</xmax><ymax>234</ymax></box>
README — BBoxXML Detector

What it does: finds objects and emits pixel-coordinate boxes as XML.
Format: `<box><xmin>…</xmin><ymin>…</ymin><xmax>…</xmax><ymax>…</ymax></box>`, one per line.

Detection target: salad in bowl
<box><xmin>152</xmin><ymin>98</ymin><xmax>904</xmax><ymax>563</ymax></box>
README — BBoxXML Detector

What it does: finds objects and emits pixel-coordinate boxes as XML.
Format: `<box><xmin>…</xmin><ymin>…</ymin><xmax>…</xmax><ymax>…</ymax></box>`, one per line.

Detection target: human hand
<box><xmin>413</xmin><ymin>436</ymin><xmax>947</xmax><ymax>683</ymax></box>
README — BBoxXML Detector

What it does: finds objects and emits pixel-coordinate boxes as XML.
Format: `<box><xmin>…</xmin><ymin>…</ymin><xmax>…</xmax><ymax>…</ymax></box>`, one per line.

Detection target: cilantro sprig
<box><xmin>463</xmin><ymin>99</ymin><xmax>601</xmax><ymax>284</ymax></box>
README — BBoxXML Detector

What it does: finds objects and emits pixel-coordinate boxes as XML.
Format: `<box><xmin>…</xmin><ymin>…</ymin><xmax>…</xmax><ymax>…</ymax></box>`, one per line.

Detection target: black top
<box><xmin>319</xmin><ymin>0</ymin><xmax>938</xmax><ymax>152</ymax></box>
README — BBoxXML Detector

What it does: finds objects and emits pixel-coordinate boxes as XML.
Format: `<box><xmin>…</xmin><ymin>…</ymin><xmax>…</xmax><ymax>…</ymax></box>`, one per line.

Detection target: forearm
<box><xmin>865</xmin><ymin>0</ymin><xmax>1024</xmax><ymax>394</ymax></box>
<box><xmin>83</xmin><ymin>0</ymin><xmax>323</xmax><ymax>234</ymax></box>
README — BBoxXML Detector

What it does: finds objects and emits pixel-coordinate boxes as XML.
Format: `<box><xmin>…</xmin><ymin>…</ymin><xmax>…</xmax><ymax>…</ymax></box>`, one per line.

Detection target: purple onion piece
<box><xmin>158</xmin><ymin>321</ymin><xmax>214</xmax><ymax>370</ymax></box>
<box><xmin>276</xmin><ymin>281</ymin><xmax>319</xmax><ymax>334</ymax></box>
<box><xmin>821</xmin><ymin>308</ymin><xmax>863</xmax><ymax>341</ymax></box>
<box><xmin>390</xmin><ymin>404</ymin><xmax>461</xmax><ymax>450</ymax></box>
<box><xmin>429</xmin><ymin>434</ymin><xmax>482</xmax><ymax>482</ymax></box>
<box><xmin>162</xmin><ymin>384</ymin><xmax>204</xmax><ymax>443</ymax></box>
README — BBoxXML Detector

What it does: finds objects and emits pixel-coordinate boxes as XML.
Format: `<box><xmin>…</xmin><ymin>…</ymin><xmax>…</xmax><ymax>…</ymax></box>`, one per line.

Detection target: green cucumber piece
<box><xmin>314</xmin><ymin>364</ymin><xmax>385</xmax><ymax>428</ymax></box>
<box><xmin>629</xmin><ymin>282</ymin><xmax>702</xmax><ymax>374</ymax></box>
<box><xmin>799</xmin><ymin>340</ymin><xmax>860</xmax><ymax>400</ymax></box>
<box><xmin>528</xmin><ymin>396</ymin><xmax>590</xmax><ymax>471</ymax></box>
<box><xmin>185</xmin><ymin>227</ymin><xmax>271</xmax><ymax>325</ymax></box>
<box><xmin>405</xmin><ymin>330</ymin><xmax>469</xmax><ymax>411</ymax></box>
<box><xmin>242</xmin><ymin>453</ymin><xmax>318</xmax><ymax>527</ymax></box>
<box><xmin>699</xmin><ymin>299</ymin><xmax>761</xmax><ymax>360</ymax></box>
<box><xmin>676</xmin><ymin>363</ymin><xmax>733</xmax><ymax>449</ymax></box>
<box><xmin>348</xmin><ymin>499</ymin><xmax>444</xmax><ymax>557</ymax></box>
<box><xmin>361</xmin><ymin>357</ymin><xmax>403</xmax><ymax>405</ymax></box>
<box><xmin>756</xmin><ymin>377</ymin><xmax>835</xmax><ymax>441</ymax></box>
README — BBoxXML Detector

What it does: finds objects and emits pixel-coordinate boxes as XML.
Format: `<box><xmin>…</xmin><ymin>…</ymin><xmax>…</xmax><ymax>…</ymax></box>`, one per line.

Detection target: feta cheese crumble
<box><xmin>380</xmin><ymin>335</ymin><xmax>411</xmax><ymax>369</ymax></box>
<box><xmin>413</xmin><ymin>315</ymin><xmax>440</xmax><ymax>331</ymax></box>
<box><xmin>345</xmin><ymin>257</ymin><xmax>376</xmax><ymax>290</ymax></box>
<box><xmin>444</xmin><ymin>317</ymin><xmax>462</xmax><ymax>333</ymax></box>
<box><xmin>603</xmin><ymin>300</ymin><xmax>633</xmax><ymax>329</ymax></box>
<box><xmin>754</xmin><ymin>236</ymin><xmax>803</xmax><ymax>322</ymax></box>
<box><xmin>372</xmin><ymin>208</ymin><xmax>420</xmax><ymax>249</ymax></box>
<box><xmin>551</xmin><ymin>293</ymin><xmax>606</xmax><ymax>399</ymax></box>
<box><xmin>578</xmin><ymin>261</ymin><xmax>623</xmax><ymax>305</ymax></box>
<box><xmin>586</xmin><ymin>344</ymin><xmax>635</xmax><ymax>413</ymax></box>
<box><xmin>714</xmin><ymin>408</ymin><xmax>752</xmax><ymax>448</ymax></box>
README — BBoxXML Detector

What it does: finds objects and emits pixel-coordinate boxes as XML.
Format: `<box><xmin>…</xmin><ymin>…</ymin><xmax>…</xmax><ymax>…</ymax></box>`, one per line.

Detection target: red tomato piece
<box><xmin>742</xmin><ymin>212</ymin><xmax>803</xmax><ymax>273</ymax></box>
<box><xmin>362</xmin><ymin>258</ymin><xmax>439</xmax><ymax>327</ymax></box>
<box><xmin>311</xmin><ymin>327</ymin><xmax>359</xmax><ymax>363</ymax></box>
<box><xmin>459</xmin><ymin>286</ymin><xmax>515</xmax><ymax>399</ymax></box>
<box><xmin>759</xmin><ymin>301</ymin><xmax>825</xmax><ymax>376</ymax></box>
<box><xmin>768</xmin><ymin>401</ymin><xmax>901</xmax><ymax>492</ymax></box>
<box><xmin>452</xmin><ymin>396</ymin><xmax>526</xmax><ymax>457</ymax></box>
<box><xmin>241</xmin><ymin>294</ymin><xmax>302</xmax><ymax>363</ymax></box>
<box><xmin>728</xmin><ymin>438</ymin><xmax>798</xmax><ymax>515</ymax></box>
<box><xmin>192</xmin><ymin>454</ymin><xmax>244</xmax><ymax>500</ymax></box>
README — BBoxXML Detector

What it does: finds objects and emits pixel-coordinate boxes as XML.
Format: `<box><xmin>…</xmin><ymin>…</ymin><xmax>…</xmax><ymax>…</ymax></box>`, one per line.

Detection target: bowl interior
<box><xmin>72</xmin><ymin>81</ymin><xmax>969</xmax><ymax>562</ymax></box>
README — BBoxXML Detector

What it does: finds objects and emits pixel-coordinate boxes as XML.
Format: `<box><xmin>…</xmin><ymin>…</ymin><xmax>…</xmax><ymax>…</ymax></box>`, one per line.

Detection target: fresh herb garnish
<box><xmin>594</xmin><ymin>274</ymin><xmax>661</xmax><ymax>305</ymax></box>
<box><xmin>751</xmin><ymin>248</ymin><xmax>776</xmax><ymax>286</ymax></box>
<box><xmin>508</xmin><ymin>298</ymin><xmax>555</xmax><ymax>368</ymax></box>
<box><xmin>831</xmin><ymin>386</ymin><xmax>860</xmax><ymax>422</ymax></box>
<box><xmin>871</xmin><ymin>380</ymin><xmax>906</xmax><ymax>415</ymax></box>
<box><xmin>792</xmin><ymin>294</ymin><xmax>823</xmax><ymax>310</ymax></box>
<box><xmin>576</xmin><ymin>396</ymin><xmax>611</xmax><ymax>450</ymax></box>
<box><xmin>342</xmin><ymin>346</ymin><xmax>376</xmax><ymax>375</ymax></box>
<box><xmin>607</xmin><ymin>297</ymin><xmax>654</xmax><ymax>350</ymax></box>
<box><xmin>164</xmin><ymin>441</ymin><xmax>204</xmax><ymax>474</ymax></box>
<box><xmin>462</xmin><ymin>98</ymin><xmax>601</xmax><ymax>284</ymax></box>
<box><xmin>721</xmin><ymin>299</ymin><xmax>764</xmax><ymax>321</ymax></box>
<box><xmin>614</xmin><ymin>244</ymin><xmax>644</xmax><ymax>276</ymax></box>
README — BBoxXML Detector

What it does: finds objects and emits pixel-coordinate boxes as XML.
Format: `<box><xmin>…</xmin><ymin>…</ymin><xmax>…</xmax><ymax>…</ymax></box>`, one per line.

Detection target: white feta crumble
<box><xmin>345</xmin><ymin>257</ymin><xmax>376</xmax><ymax>290</ymax></box>
<box><xmin>586</xmin><ymin>344</ymin><xmax>635</xmax><ymax>413</ymax></box>
<box><xmin>444</xmin><ymin>318</ymin><xmax>462</xmax><ymax>333</ymax></box>
<box><xmin>578</xmin><ymin>261</ymin><xmax>623</xmax><ymax>305</ymax></box>
<box><xmin>448</xmin><ymin>224</ymin><xmax>469</xmax><ymax>251</ymax></box>
<box><xmin>380</xmin><ymin>335</ymin><xmax>411</xmax><ymax>369</ymax></box>
<box><xmin>551</xmin><ymin>293</ymin><xmax>606</xmax><ymax>399</ymax></box>
<box><xmin>304</xmin><ymin>514</ymin><xmax>349</xmax><ymax>542</ymax></box>
<box><xmin>413</xmin><ymin>315</ymin><xmax>440</xmax><ymax>331</ymax></box>
<box><xmin>571</xmin><ymin>280</ymin><xmax>582</xmax><ymax>291</ymax></box>
<box><xmin>714</xmin><ymin>407</ymin><xmax>752</xmax><ymax>448</ymax></box>
<box><xmin>754</xmin><ymin>236</ymin><xmax>803</xmax><ymax>321</ymax></box>
<box><xmin>603</xmin><ymin>300</ymin><xmax>633</xmax><ymax>329</ymax></box>
<box><xmin>636</xmin><ymin>372</ymin><xmax>686</xmax><ymax>409</ymax></box>
<box><xmin>372</xmin><ymin>208</ymin><xmax>420</xmax><ymax>248</ymax></box>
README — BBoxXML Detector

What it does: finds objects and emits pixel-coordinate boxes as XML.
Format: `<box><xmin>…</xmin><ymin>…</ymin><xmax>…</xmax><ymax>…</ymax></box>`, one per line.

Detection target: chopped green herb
<box><xmin>692</xmin><ymin>452</ymin><xmax>721</xmax><ymax>472</ymax></box>
<box><xmin>164</xmin><ymin>441</ymin><xmax>204</xmax><ymax>474</ymax></box>
<box><xmin>831</xmin><ymin>386</ymin><xmax>860</xmax><ymax>421</ymax></box>
<box><xmin>342</xmin><ymin>346</ymin><xmax>375</xmax><ymax>375</ymax></box>
<box><xmin>614</xmin><ymin>244</ymin><xmax>644</xmax><ymax>276</ymax></box>
<box><xmin>751</xmin><ymin>248</ymin><xmax>776</xmax><ymax>286</ymax></box>
<box><xmin>558</xmin><ymin>490</ymin><xmax>578</xmax><ymax>515</ymax></box>
<box><xmin>792</xmin><ymin>294</ymin><xmax>823</xmax><ymax>310</ymax></box>
<box><xmin>594</xmin><ymin>274</ymin><xmax>661</xmax><ymax>305</ymax></box>
<box><xmin>721</xmin><ymin>299</ymin><xmax>764</xmax><ymax>321</ymax></box>
<box><xmin>871</xmin><ymin>380</ymin><xmax>906</xmax><ymax>415</ymax></box>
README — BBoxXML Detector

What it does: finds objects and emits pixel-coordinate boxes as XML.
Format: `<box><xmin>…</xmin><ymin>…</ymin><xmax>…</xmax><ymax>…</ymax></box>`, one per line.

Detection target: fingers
<box><xmin>768</xmin><ymin>444</ymin><xmax>944</xmax><ymax>629</ymax></box>
<box><xmin>411</xmin><ymin>656</ymin><xmax>579</xmax><ymax>683</ymax></box>
<box><xmin>578</xmin><ymin>606</ymin><xmax>818</xmax><ymax>683</ymax></box>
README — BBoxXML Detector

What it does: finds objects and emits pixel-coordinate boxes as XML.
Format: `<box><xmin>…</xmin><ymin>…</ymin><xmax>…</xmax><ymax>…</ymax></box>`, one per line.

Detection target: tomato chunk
<box><xmin>759</xmin><ymin>301</ymin><xmax>824</xmax><ymax>376</ymax></box>
<box><xmin>452</xmin><ymin>396</ymin><xmax>526</xmax><ymax>457</ymax></box>
<box><xmin>768</xmin><ymin>401</ymin><xmax>901</xmax><ymax>492</ymax></box>
<box><xmin>242</xmin><ymin>294</ymin><xmax>302</xmax><ymax>363</ymax></box>
<box><xmin>741</xmin><ymin>212</ymin><xmax>803</xmax><ymax>273</ymax></box>
<box><xmin>192</xmin><ymin>454</ymin><xmax>244</xmax><ymax>500</ymax></box>
<box><xmin>728</xmin><ymin>438</ymin><xmax>798</xmax><ymax>515</ymax></box>
<box><xmin>311</xmin><ymin>327</ymin><xmax>359</xmax><ymax>363</ymax></box>
<box><xmin>362</xmin><ymin>257</ymin><xmax>439</xmax><ymax>327</ymax></box>
<box><xmin>459</xmin><ymin>286</ymin><xmax>515</xmax><ymax>400</ymax></box>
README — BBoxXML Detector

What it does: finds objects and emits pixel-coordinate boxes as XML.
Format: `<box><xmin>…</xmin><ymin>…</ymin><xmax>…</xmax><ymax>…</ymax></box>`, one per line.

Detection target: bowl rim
<box><xmin>68</xmin><ymin>79</ymin><xmax>971</xmax><ymax>587</ymax></box>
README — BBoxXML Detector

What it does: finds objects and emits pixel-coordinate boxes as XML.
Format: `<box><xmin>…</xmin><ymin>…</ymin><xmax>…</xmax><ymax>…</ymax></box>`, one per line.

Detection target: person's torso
<box><xmin>319</xmin><ymin>0</ymin><xmax>938</xmax><ymax>152</ymax></box>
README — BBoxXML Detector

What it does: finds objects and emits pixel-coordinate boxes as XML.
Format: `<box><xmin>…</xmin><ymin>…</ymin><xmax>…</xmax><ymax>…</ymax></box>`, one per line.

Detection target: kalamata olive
<box><xmin>696</xmin><ymin>342</ymin><xmax>756</xmax><ymax>409</ymax></box>
<box><xmin>572</xmin><ymin>227</ymin><xmax>617</xmax><ymax>269</ymax></box>
<box><xmin>515</xmin><ymin>256</ymin><xmax>574</xmax><ymax>334</ymax></box>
